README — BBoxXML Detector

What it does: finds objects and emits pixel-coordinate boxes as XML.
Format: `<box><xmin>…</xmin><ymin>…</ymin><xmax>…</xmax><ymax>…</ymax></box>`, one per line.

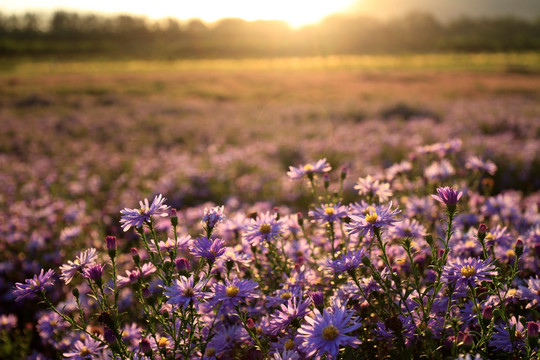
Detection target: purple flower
<box><xmin>203</xmin><ymin>206</ymin><xmax>226</xmax><ymax>229</ymax></box>
<box><xmin>120</xmin><ymin>194</ymin><xmax>170</xmax><ymax>231</ymax></box>
<box><xmin>309</xmin><ymin>203</ymin><xmax>348</xmax><ymax>224</ymax></box>
<box><xmin>211</xmin><ymin>277</ymin><xmax>258</xmax><ymax>308</ymax></box>
<box><xmin>190</xmin><ymin>237</ymin><xmax>226</xmax><ymax>264</ymax></box>
<box><xmin>269</xmin><ymin>296</ymin><xmax>312</xmax><ymax>335</ymax></box>
<box><xmin>297</xmin><ymin>301</ymin><xmax>361</xmax><ymax>359</ymax></box>
<box><xmin>354</xmin><ymin>175</ymin><xmax>393</xmax><ymax>203</ymax></box>
<box><xmin>13</xmin><ymin>268</ymin><xmax>55</xmax><ymax>302</ymax></box>
<box><xmin>432</xmin><ymin>186</ymin><xmax>463</xmax><ymax>206</ymax></box>
<box><xmin>63</xmin><ymin>336</ymin><xmax>107</xmax><ymax>359</ymax></box>
<box><xmin>287</xmin><ymin>158</ymin><xmax>331</xmax><ymax>180</ymax></box>
<box><xmin>60</xmin><ymin>248</ymin><xmax>98</xmax><ymax>284</ymax></box>
<box><xmin>163</xmin><ymin>274</ymin><xmax>208</xmax><ymax>309</ymax></box>
<box><xmin>489</xmin><ymin>316</ymin><xmax>526</xmax><ymax>352</ymax></box>
<box><xmin>346</xmin><ymin>202</ymin><xmax>401</xmax><ymax>238</ymax></box>
<box><xmin>326</xmin><ymin>249</ymin><xmax>366</xmax><ymax>275</ymax></box>
<box><xmin>0</xmin><ymin>314</ymin><xmax>17</xmax><ymax>331</ymax></box>
<box><xmin>517</xmin><ymin>276</ymin><xmax>540</xmax><ymax>309</ymax></box>
<box><xmin>373</xmin><ymin>315</ymin><xmax>416</xmax><ymax>347</ymax></box>
<box><xmin>244</xmin><ymin>212</ymin><xmax>284</xmax><ymax>246</ymax></box>
<box><xmin>442</xmin><ymin>257</ymin><xmax>497</xmax><ymax>290</ymax></box>
<box><xmin>82</xmin><ymin>264</ymin><xmax>105</xmax><ymax>282</ymax></box>
<box><xmin>117</xmin><ymin>263</ymin><xmax>157</xmax><ymax>288</ymax></box>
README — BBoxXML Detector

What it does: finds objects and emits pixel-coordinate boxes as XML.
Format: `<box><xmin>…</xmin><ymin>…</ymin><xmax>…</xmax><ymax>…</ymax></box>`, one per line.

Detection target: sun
<box><xmin>1</xmin><ymin>0</ymin><xmax>357</xmax><ymax>28</ymax></box>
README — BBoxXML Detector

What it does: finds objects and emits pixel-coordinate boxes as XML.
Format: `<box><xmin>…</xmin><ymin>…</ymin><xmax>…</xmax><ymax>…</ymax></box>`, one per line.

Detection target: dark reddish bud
<box><xmin>297</xmin><ymin>212</ymin><xmax>304</xmax><ymax>227</ymax></box>
<box><xmin>246</xmin><ymin>318</ymin><xmax>255</xmax><ymax>329</ymax></box>
<box><xmin>174</xmin><ymin>258</ymin><xmax>191</xmax><ymax>275</ymax></box>
<box><xmin>528</xmin><ymin>321</ymin><xmax>539</xmax><ymax>339</ymax></box>
<box><xmin>340</xmin><ymin>166</ymin><xmax>348</xmax><ymax>180</ymax></box>
<box><xmin>131</xmin><ymin>248</ymin><xmax>140</xmax><ymax>265</ymax></box>
<box><xmin>140</xmin><ymin>338</ymin><xmax>152</xmax><ymax>355</ymax></box>
<box><xmin>482</xmin><ymin>305</ymin><xmax>493</xmax><ymax>320</ymax></box>
<box><xmin>170</xmin><ymin>209</ymin><xmax>178</xmax><ymax>227</ymax></box>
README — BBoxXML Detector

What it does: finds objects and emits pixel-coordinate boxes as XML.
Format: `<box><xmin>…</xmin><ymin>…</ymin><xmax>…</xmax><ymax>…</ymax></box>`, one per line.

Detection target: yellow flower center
<box><xmin>138</xmin><ymin>207</ymin><xmax>149</xmax><ymax>215</ymax></box>
<box><xmin>324</xmin><ymin>207</ymin><xmax>335</xmax><ymax>215</ymax></box>
<box><xmin>226</xmin><ymin>285</ymin><xmax>240</xmax><ymax>297</ymax></box>
<box><xmin>515</xmin><ymin>330</ymin><xmax>524</xmax><ymax>340</ymax></box>
<box><xmin>485</xmin><ymin>233</ymin><xmax>494</xmax><ymax>241</ymax></box>
<box><xmin>465</xmin><ymin>240</ymin><xmax>476</xmax><ymax>248</ymax></box>
<box><xmin>285</xmin><ymin>339</ymin><xmax>295</xmax><ymax>350</ymax></box>
<box><xmin>158</xmin><ymin>337</ymin><xmax>169</xmax><ymax>347</ymax></box>
<box><xmin>460</xmin><ymin>265</ymin><xmax>476</xmax><ymax>277</ymax></box>
<box><xmin>506</xmin><ymin>249</ymin><xmax>515</xmax><ymax>258</ymax></box>
<box><xmin>304</xmin><ymin>164</ymin><xmax>314</xmax><ymax>172</ymax></box>
<box><xmin>508</xmin><ymin>289</ymin><xmax>517</xmax><ymax>297</ymax></box>
<box><xmin>365</xmin><ymin>212</ymin><xmax>378</xmax><ymax>224</ymax></box>
<box><xmin>79</xmin><ymin>346</ymin><xmax>91</xmax><ymax>357</ymax></box>
<box><xmin>259</xmin><ymin>223</ymin><xmax>271</xmax><ymax>234</ymax></box>
<box><xmin>204</xmin><ymin>347</ymin><xmax>216</xmax><ymax>357</ymax></box>
<box><xmin>280</xmin><ymin>291</ymin><xmax>292</xmax><ymax>300</ymax></box>
<box><xmin>322</xmin><ymin>325</ymin><xmax>339</xmax><ymax>340</ymax></box>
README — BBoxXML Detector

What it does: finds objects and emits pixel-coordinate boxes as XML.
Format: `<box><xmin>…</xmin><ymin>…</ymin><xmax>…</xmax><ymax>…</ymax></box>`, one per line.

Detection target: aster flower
<box><xmin>82</xmin><ymin>263</ymin><xmax>105</xmax><ymax>283</ymax></box>
<box><xmin>60</xmin><ymin>248</ymin><xmax>98</xmax><ymax>284</ymax></box>
<box><xmin>0</xmin><ymin>314</ymin><xmax>17</xmax><ymax>331</ymax></box>
<box><xmin>163</xmin><ymin>274</ymin><xmax>208</xmax><ymax>309</ymax></box>
<box><xmin>373</xmin><ymin>315</ymin><xmax>416</xmax><ymax>347</ymax></box>
<box><xmin>203</xmin><ymin>205</ymin><xmax>226</xmax><ymax>230</ymax></box>
<box><xmin>244</xmin><ymin>211</ymin><xmax>284</xmax><ymax>246</ymax></box>
<box><xmin>269</xmin><ymin>296</ymin><xmax>312</xmax><ymax>335</ymax></box>
<box><xmin>424</xmin><ymin>159</ymin><xmax>455</xmax><ymax>181</ymax></box>
<box><xmin>287</xmin><ymin>158</ymin><xmax>331</xmax><ymax>180</ymax></box>
<box><xmin>517</xmin><ymin>276</ymin><xmax>540</xmax><ymax>308</ymax></box>
<box><xmin>354</xmin><ymin>175</ymin><xmax>393</xmax><ymax>203</ymax></box>
<box><xmin>465</xmin><ymin>156</ymin><xmax>497</xmax><ymax>175</ymax></box>
<box><xmin>489</xmin><ymin>316</ymin><xmax>526</xmax><ymax>352</ymax></box>
<box><xmin>120</xmin><ymin>194</ymin><xmax>170</xmax><ymax>231</ymax></box>
<box><xmin>190</xmin><ymin>237</ymin><xmax>226</xmax><ymax>264</ymax></box>
<box><xmin>211</xmin><ymin>277</ymin><xmax>258</xmax><ymax>308</ymax></box>
<box><xmin>297</xmin><ymin>301</ymin><xmax>361</xmax><ymax>359</ymax></box>
<box><xmin>272</xmin><ymin>349</ymin><xmax>301</xmax><ymax>360</ymax></box>
<box><xmin>309</xmin><ymin>203</ymin><xmax>348</xmax><ymax>224</ymax></box>
<box><xmin>149</xmin><ymin>235</ymin><xmax>191</xmax><ymax>254</ymax></box>
<box><xmin>432</xmin><ymin>186</ymin><xmax>463</xmax><ymax>206</ymax></box>
<box><xmin>63</xmin><ymin>336</ymin><xmax>107</xmax><ymax>359</ymax></box>
<box><xmin>13</xmin><ymin>268</ymin><xmax>55</xmax><ymax>302</ymax></box>
<box><xmin>117</xmin><ymin>263</ymin><xmax>157</xmax><ymax>288</ymax></box>
<box><xmin>442</xmin><ymin>257</ymin><xmax>497</xmax><ymax>290</ymax></box>
<box><xmin>326</xmin><ymin>249</ymin><xmax>366</xmax><ymax>275</ymax></box>
<box><xmin>346</xmin><ymin>202</ymin><xmax>401</xmax><ymax>238</ymax></box>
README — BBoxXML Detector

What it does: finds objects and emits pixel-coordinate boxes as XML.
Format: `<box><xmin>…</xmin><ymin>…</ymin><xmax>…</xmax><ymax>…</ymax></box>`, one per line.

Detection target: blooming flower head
<box><xmin>309</xmin><ymin>203</ymin><xmax>348</xmax><ymax>224</ymax></box>
<box><xmin>63</xmin><ymin>336</ymin><xmax>107</xmax><ymax>359</ymax></box>
<box><xmin>190</xmin><ymin>237</ymin><xmax>226</xmax><ymax>264</ymax></box>
<box><xmin>354</xmin><ymin>175</ymin><xmax>393</xmax><ymax>203</ymax></box>
<box><xmin>346</xmin><ymin>202</ymin><xmax>400</xmax><ymax>238</ymax></box>
<box><xmin>0</xmin><ymin>314</ymin><xmax>17</xmax><ymax>331</ymax></box>
<box><xmin>442</xmin><ymin>257</ymin><xmax>497</xmax><ymax>290</ymax></box>
<box><xmin>163</xmin><ymin>274</ymin><xmax>208</xmax><ymax>309</ymax></box>
<box><xmin>60</xmin><ymin>248</ymin><xmax>98</xmax><ymax>284</ymax></box>
<box><xmin>489</xmin><ymin>316</ymin><xmax>526</xmax><ymax>352</ymax></box>
<box><xmin>13</xmin><ymin>268</ymin><xmax>55</xmax><ymax>302</ymax></box>
<box><xmin>326</xmin><ymin>249</ymin><xmax>366</xmax><ymax>276</ymax></box>
<box><xmin>297</xmin><ymin>301</ymin><xmax>361</xmax><ymax>359</ymax></box>
<box><xmin>517</xmin><ymin>276</ymin><xmax>540</xmax><ymax>309</ymax></box>
<box><xmin>120</xmin><ymin>194</ymin><xmax>170</xmax><ymax>231</ymax></box>
<box><xmin>203</xmin><ymin>205</ymin><xmax>226</xmax><ymax>230</ymax></box>
<box><xmin>465</xmin><ymin>156</ymin><xmax>497</xmax><ymax>175</ymax></box>
<box><xmin>82</xmin><ymin>263</ymin><xmax>106</xmax><ymax>282</ymax></box>
<box><xmin>244</xmin><ymin>211</ymin><xmax>284</xmax><ymax>247</ymax></box>
<box><xmin>373</xmin><ymin>315</ymin><xmax>416</xmax><ymax>347</ymax></box>
<box><xmin>211</xmin><ymin>277</ymin><xmax>258</xmax><ymax>308</ymax></box>
<box><xmin>117</xmin><ymin>263</ymin><xmax>157</xmax><ymax>288</ymax></box>
<box><xmin>432</xmin><ymin>186</ymin><xmax>463</xmax><ymax>206</ymax></box>
<box><xmin>269</xmin><ymin>296</ymin><xmax>312</xmax><ymax>335</ymax></box>
<box><xmin>287</xmin><ymin>158</ymin><xmax>331</xmax><ymax>180</ymax></box>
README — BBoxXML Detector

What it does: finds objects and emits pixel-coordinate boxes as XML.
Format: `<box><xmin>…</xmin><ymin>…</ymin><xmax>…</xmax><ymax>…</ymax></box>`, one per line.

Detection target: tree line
<box><xmin>1</xmin><ymin>11</ymin><xmax>540</xmax><ymax>59</ymax></box>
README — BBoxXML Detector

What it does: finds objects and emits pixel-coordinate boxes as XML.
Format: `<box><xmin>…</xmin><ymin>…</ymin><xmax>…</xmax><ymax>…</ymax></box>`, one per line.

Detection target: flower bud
<box><xmin>482</xmin><ymin>305</ymin><xmax>493</xmax><ymax>320</ymax></box>
<box><xmin>515</xmin><ymin>238</ymin><xmax>524</xmax><ymax>258</ymax></box>
<box><xmin>131</xmin><ymin>248</ymin><xmax>140</xmax><ymax>265</ymax></box>
<box><xmin>140</xmin><ymin>338</ymin><xmax>152</xmax><ymax>355</ymax></box>
<box><xmin>528</xmin><ymin>321</ymin><xmax>539</xmax><ymax>339</ymax></box>
<box><xmin>104</xmin><ymin>326</ymin><xmax>117</xmax><ymax>344</ymax></box>
<box><xmin>340</xmin><ymin>166</ymin><xmax>348</xmax><ymax>180</ymax></box>
<box><xmin>297</xmin><ymin>212</ymin><xmax>304</xmax><ymax>227</ymax></box>
<box><xmin>170</xmin><ymin>208</ymin><xmax>178</xmax><ymax>227</ymax></box>
<box><xmin>310</xmin><ymin>290</ymin><xmax>324</xmax><ymax>310</ymax></box>
<box><xmin>246</xmin><ymin>318</ymin><xmax>256</xmax><ymax>329</ymax></box>
<box><xmin>323</xmin><ymin>173</ymin><xmax>330</xmax><ymax>189</ymax></box>
<box><xmin>72</xmin><ymin>287</ymin><xmax>80</xmax><ymax>298</ymax></box>
<box><xmin>174</xmin><ymin>258</ymin><xmax>191</xmax><ymax>275</ymax></box>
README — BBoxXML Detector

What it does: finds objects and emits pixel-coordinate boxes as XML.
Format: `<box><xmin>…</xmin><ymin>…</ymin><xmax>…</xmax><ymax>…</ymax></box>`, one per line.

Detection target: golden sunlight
<box><xmin>1</xmin><ymin>0</ymin><xmax>357</xmax><ymax>28</ymax></box>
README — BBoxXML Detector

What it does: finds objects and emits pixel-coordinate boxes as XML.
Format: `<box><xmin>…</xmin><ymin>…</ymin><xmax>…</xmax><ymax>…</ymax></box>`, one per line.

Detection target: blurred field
<box><xmin>1</xmin><ymin>53</ymin><xmax>540</xmax><ymax>214</ymax></box>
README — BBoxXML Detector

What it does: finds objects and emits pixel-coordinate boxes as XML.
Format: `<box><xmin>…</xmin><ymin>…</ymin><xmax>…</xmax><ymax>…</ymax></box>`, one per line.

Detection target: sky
<box><xmin>1</xmin><ymin>0</ymin><xmax>539</xmax><ymax>28</ymax></box>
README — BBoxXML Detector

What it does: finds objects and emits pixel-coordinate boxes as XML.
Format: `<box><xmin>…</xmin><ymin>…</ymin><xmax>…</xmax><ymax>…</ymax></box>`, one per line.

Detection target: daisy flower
<box><xmin>442</xmin><ymin>257</ymin><xmax>497</xmax><ymax>290</ymax></box>
<box><xmin>309</xmin><ymin>203</ymin><xmax>348</xmax><ymax>224</ymax></box>
<box><xmin>120</xmin><ymin>194</ymin><xmax>170</xmax><ymax>231</ymax></box>
<box><xmin>13</xmin><ymin>268</ymin><xmax>55</xmax><ymax>302</ymax></box>
<box><xmin>346</xmin><ymin>202</ymin><xmax>400</xmax><ymax>238</ymax></box>
<box><xmin>287</xmin><ymin>158</ymin><xmax>331</xmax><ymax>180</ymax></box>
<box><xmin>211</xmin><ymin>277</ymin><xmax>258</xmax><ymax>308</ymax></box>
<box><xmin>244</xmin><ymin>211</ymin><xmax>284</xmax><ymax>246</ymax></box>
<box><xmin>297</xmin><ymin>301</ymin><xmax>361</xmax><ymax>359</ymax></box>
<box><xmin>163</xmin><ymin>274</ymin><xmax>208</xmax><ymax>309</ymax></box>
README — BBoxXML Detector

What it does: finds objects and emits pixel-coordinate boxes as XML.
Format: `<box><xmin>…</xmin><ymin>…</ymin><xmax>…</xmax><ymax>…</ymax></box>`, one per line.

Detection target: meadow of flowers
<box><xmin>1</xmin><ymin>63</ymin><xmax>540</xmax><ymax>359</ymax></box>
